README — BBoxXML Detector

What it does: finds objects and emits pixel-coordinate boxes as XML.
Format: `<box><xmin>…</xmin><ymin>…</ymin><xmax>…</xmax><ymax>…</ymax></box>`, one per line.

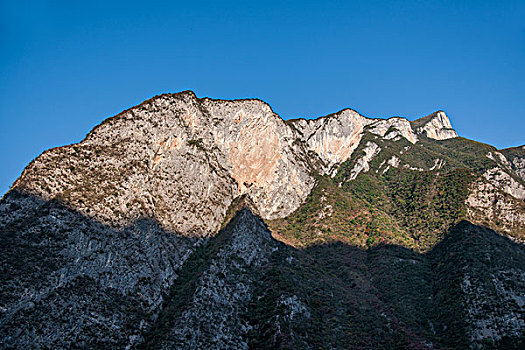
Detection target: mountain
<box><xmin>1</xmin><ymin>91</ymin><xmax>524</xmax><ymax>349</ymax></box>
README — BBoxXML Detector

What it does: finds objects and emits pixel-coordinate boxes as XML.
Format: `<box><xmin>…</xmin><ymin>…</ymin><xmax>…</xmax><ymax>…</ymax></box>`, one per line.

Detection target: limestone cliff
<box><xmin>288</xmin><ymin>109</ymin><xmax>372</xmax><ymax>175</ymax></box>
<box><xmin>7</xmin><ymin>92</ymin><xmax>460</xmax><ymax>237</ymax></box>
<box><xmin>411</xmin><ymin>110</ymin><xmax>458</xmax><ymax>140</ymax></box>
<box><xmin>10</xmin><ymin>91</ymin><xmax>315</xmax><ymax>237</ymax></box>
<box><xmin>501</xmin><ymin>146</ymin><xmax>525</xmax><ymax>182</ymax></box>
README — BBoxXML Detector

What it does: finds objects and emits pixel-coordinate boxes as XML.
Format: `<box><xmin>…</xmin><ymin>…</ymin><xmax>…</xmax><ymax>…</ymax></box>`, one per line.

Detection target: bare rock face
<box><xmin>411</xmin><ymin>111</ymin><xmax>458</xmax><ymax>140</ymax></box>
<box><xmin>0</xmin><ymin>192</ymin><xmax>199</xmax><ymax>349</ymax></box>
<box><xmin>11</xmin><ymin>92</ymin><xmax>315</xmax><ymax>236</ymax></box>
<box><xmin>289</xmin><ymin>110</ymin><xmax>426</xmax><ymax>176</ymax></box>
<box><xmin>482</xmin><ymin>167</ymin><xmax>525</xmax><ymax>200</ymax></box>
<box><xmin>199</xmin><ymin>98</ymin><xmax>314</xmax><ymax>220</ymax></box>
<box><xmin>366</xmin><ymin>117</ymin><xmax>418</xmax><ymax>144</ymax></box>
<box><xmin>466</xmin><ymin>168</ymin><xmax>525</xmax><ymax>239</ymax></box>
<box><xmin>288</xmin><ymin>109</ymin><xmax>372</xmax><ymax>175</ymax></box>
<box><xmin>12</xmin><ymin>93</ymin><xmax>460</xmax><ymax>236</ymax></box>
<box><xmin>2</xmin><ymin>91</ymin><xmax>525</xmax><ymax>350</ymax></box>
<box><xmin>509</xmin><ymin>153</ymin><xmax>525</xmax><ymax>182</ymax></box>
<box><xmin>9</xmin><ymin>93</ymin><xmax>460</xmax><ymax>236</ymax></box>
<box><xmin>465</xmin><ymin>149</ymin><xmax>525</xmax><ymax>238</ymax></box>
<box><xmin>500</xmin><ymin>146</ymin><xmax>525</xmax><ymax>182</ymax></box>
<box><xmin>347</xmin><ymin>142</ymin><xmax>382</xmax><ymax>180</ymax></box>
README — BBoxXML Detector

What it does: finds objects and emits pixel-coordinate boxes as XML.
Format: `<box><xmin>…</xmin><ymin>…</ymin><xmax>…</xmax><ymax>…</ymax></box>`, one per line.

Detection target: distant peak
<box><xmin>412</xmin><ymin>110</ymin><xmax>448</xmax><ymax>126</ymax></box>
<box><xmin>411</xmin><ymin>110</ymin><xmax>457</xmax><ymax>140</ymax></box>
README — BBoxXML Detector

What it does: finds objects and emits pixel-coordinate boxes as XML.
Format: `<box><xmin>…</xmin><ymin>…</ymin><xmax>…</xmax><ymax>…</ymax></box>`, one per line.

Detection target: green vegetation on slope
<box><xmin>268</xmin><ymin>176</ymin><xmax>414</xmax><ymax>249</ymax></box>
<box><xmin>331</xmin><ymin>134</ymin><xmax>496</xmax><ymax>251</ymax></box>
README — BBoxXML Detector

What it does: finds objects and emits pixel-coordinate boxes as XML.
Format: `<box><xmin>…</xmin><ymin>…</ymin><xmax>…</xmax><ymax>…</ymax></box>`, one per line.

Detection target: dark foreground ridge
<box><xmin>1</xmin><ymin>192</ymin><xmax>524</xmax><ymax>349</ymax></box>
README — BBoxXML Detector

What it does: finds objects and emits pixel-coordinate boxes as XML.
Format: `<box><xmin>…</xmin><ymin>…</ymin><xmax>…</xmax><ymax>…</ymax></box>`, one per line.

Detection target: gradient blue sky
<box><xmin>1</xmin><ymin>0</ymin><xmax>524</xmax><ymax>195</ymax></box>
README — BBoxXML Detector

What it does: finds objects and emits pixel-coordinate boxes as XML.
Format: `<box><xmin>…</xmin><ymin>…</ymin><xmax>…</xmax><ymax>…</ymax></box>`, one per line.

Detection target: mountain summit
<box><xmin>411</xmin><ymin>110</ymin><xmax>458</xmax><ymax>140</ymax></box>
<box><xmin>8</xmin><ymin>91</ymin><xmax>459</xmax><ymax>235</ymax></box>
<box><xmin>1</xmin><ymin>91</ymin><xmax>524</xmax><ymax>349</ymax></box>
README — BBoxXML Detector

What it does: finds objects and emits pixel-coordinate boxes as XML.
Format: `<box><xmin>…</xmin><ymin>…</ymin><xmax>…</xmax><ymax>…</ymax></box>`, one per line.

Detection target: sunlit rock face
<box><xmin>412</xmin><ymin>111</ymin><xmax>458</xmax><ymax>140</ymax></box>
<box><xmin>288</xmin><ymin>109</ymin><xmax>372</xmax><ymax>175</ymax></box>
<box><xmin>3</xmin><ymin>91</ymin><xmax>525</xmax><ymax>350</ymax></box>
<box><xmin>199</xmin><ymin>98</ymin><xmax>315</xmax><ymax>220</ymax></box>
<box><xmin>347</xmin><ymin>142</ymin><xmax>382</xmax><ymax>180</ymax></box>
<box><xmin>8</xmin><ymin>93</ymin><xmax>463</xmax><ymax>236</ymax></box>
<box><xmin>11</xmin><ymin>91</ymin><xmax>315</xmax><ymax>236</ymax></box>
<box><xmin>482</xmin><ymin>167</ymin><xmax>525</xmax><ymax>200</ymax></box>
<box><xmin>466</xmin><ymin>150</ymin><xmax>525</xmax><ymax>238</ymax></box>
<box><xmin>288</xmin><ymin>110</ymin><xmax>424</xmax><ymax>176</ymax></box>
<box><xmin>367</xmin><ymin>117</ymin><xmax>418</xmax><ymax>144</ymax></box>
<box><xmin>501</xmin><ymin>146</ymin><xmax>525</xmax><ymax>182</ymax></box>
<box><xmin>466</xmin><ymin>166</ymin><xmax>525</xmax><ymax>238</ymax></box>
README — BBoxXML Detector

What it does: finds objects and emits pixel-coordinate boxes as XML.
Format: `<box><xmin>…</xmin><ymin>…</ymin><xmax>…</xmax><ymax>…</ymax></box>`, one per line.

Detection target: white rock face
<box><xmin>348</xmin><ymin>142</ymin><xmax>381</xmax><ymax>180</ymax></box>
<box><xmin>413</xmin><ymin>111</ymin><xmax>458</xmax><ymax>140</ymax></box>
<box><xmin>482</xmin><ymin>168</ymin><xmax>525</xmax><ymax>200</ymax></box>
<box><xmin>289</xmin><ymin>109</ymin><xmax>372</xmax><ymax>174</ymax></box>
<box><xmin>7</xmin><ymin>92</ymin><xmax>462</xmax><ymax>237</ymax></box>
<box><xmin>290</xmin><ymin>111</ymin><xmax>423</xmax><ymax>175</ymax></box>
<box><xmin>513</xmin><ymin>161</ymin><xmax>525</xmax><ymax>182</ymax></box>
<box><xmin>12</xmin><ymin>92</ymin><xmax>315</xmax><ymax>236</ymax></box>
<box><xmin>501</xmin><ymin>146</ymin><xmax>525</xmax><ymax>182</ymax></box>
<box><xmin>466</xmin><ymin>170</ymin><xmax>525</xmax><ymax>236</ymax></box>
<box><xmin>494</xmin><ymin>151</ymin><xmax>512</xmax><ymax>169</ymax></box>
<box><xmin>198</xmin><ymin>98</ymin><xmax>315</xmax><ymax>220</ymax></box>
<box><xmin>380</xmin><ymin>155</ymin><xmax>400</xmax><ymax>174</ymax></box>
<box><xmin>510</xmin><ymin>157</ymin><xmax>525</xmax><ymax>181</ymax></box>
<box><xmin>367</xmin><ymin>117</ymin><xmax>418</xmax><ymax>144</ymax></box>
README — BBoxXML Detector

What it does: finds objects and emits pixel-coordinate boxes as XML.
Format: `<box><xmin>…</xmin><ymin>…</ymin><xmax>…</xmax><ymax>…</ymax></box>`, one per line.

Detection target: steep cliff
<box><xmin>7</xmin><ymin>91</ymin><xmax>465</xmax><ymax>238</ymax></box>
<box><xmin>411</xmin><ymin>110</ymin><xmax>458</xmax><ymax>140</ymax></box>
<box><xmin>11</xmin><ymin>91</ymin><xmax>315</xmax><ymax>237</ymax></box>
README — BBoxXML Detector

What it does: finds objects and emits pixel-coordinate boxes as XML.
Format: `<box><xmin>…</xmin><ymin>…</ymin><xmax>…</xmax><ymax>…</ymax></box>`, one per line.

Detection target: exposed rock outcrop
<box><xmin>11</xmin><ymin>92</ymin><xmax>315</xmax><ymax>236</ymax></box>
<box><xmin>500</xmin><ymin>146</ymin><xmax>525</xmax><ymax>182</ymax></box>
<box><xmin>482</xmin><ymin>167</ymin><xmax>525</xmax><ymax>200</ymax></box>
<box><xmin>288</xmin><ymin>109</ymin><xmax>372</xmax><ymax>175</ymax></box>
<box><xmin>347</xmin><ymin>142</ymin><xmax>381</xmax><ymax>180</ymax></box>
<box><xmin>0</xmin><ymin>192</ymin><xmax>199</xmax><ymax>349</ymax></box>
<box><xmin>367</xmin><ymin>117</ymin><xmax>418</xmax><ymax>144</ymax></box>
<box><xmin>8</xmin><ymin>93</ymin><xmax>462</xmax><ymax>237</ymax></box>
<box><xmin>466</xmin><ymin>173</ymin><xmax>525</xmax><ymax>238</ymax></box>
<box><xmin>289</xmin><ymin>111</ymin><xmax>427</xmax><ymax>175</ymax></box>
<box><xmin>411</xmin><ymin>110</ymin><xmax>458</xmax><ymax>140</ymax></box>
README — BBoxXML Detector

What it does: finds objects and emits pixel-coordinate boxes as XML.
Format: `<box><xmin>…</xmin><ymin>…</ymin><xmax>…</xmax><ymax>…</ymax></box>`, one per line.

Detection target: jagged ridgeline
<box><xmin>1</xmin><ymin>91</ymin><xmax>524</xmax><ymax>349</ymax></box>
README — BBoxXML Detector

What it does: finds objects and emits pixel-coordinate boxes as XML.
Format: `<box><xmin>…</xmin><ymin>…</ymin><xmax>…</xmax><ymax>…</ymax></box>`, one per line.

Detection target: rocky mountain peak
<box><xmin>411</xmin><ymin>110</ymin><xmax>458</xmax><ymax>140</ymax></box>
<box><xmin>7</xmin><ymin>93</ymin><xmax>463</xmax><ymax>238</ymax></box>
<box><xmin>288</xmin><ymin>109</ymin><xmax>372</xmax><ymax>174</ymax></box>
<box><xmin>10</xmin><ymin>91</ymin><xmax>315</xmax><ymax>237</ymax></box>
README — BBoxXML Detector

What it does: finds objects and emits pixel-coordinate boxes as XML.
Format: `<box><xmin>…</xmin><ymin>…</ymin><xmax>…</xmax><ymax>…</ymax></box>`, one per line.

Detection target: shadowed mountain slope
<box><xmin>1</xmin><ymin>195</ymin><xmax>523</xmax><ymax>349</ymax></box>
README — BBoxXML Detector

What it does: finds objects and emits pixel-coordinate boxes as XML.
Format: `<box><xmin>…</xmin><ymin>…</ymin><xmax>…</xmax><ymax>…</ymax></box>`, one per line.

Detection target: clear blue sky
<box><xmin>1</xmin><ymin>0</ymin><xmax>524</xmax><ymax>195</ymax></box>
